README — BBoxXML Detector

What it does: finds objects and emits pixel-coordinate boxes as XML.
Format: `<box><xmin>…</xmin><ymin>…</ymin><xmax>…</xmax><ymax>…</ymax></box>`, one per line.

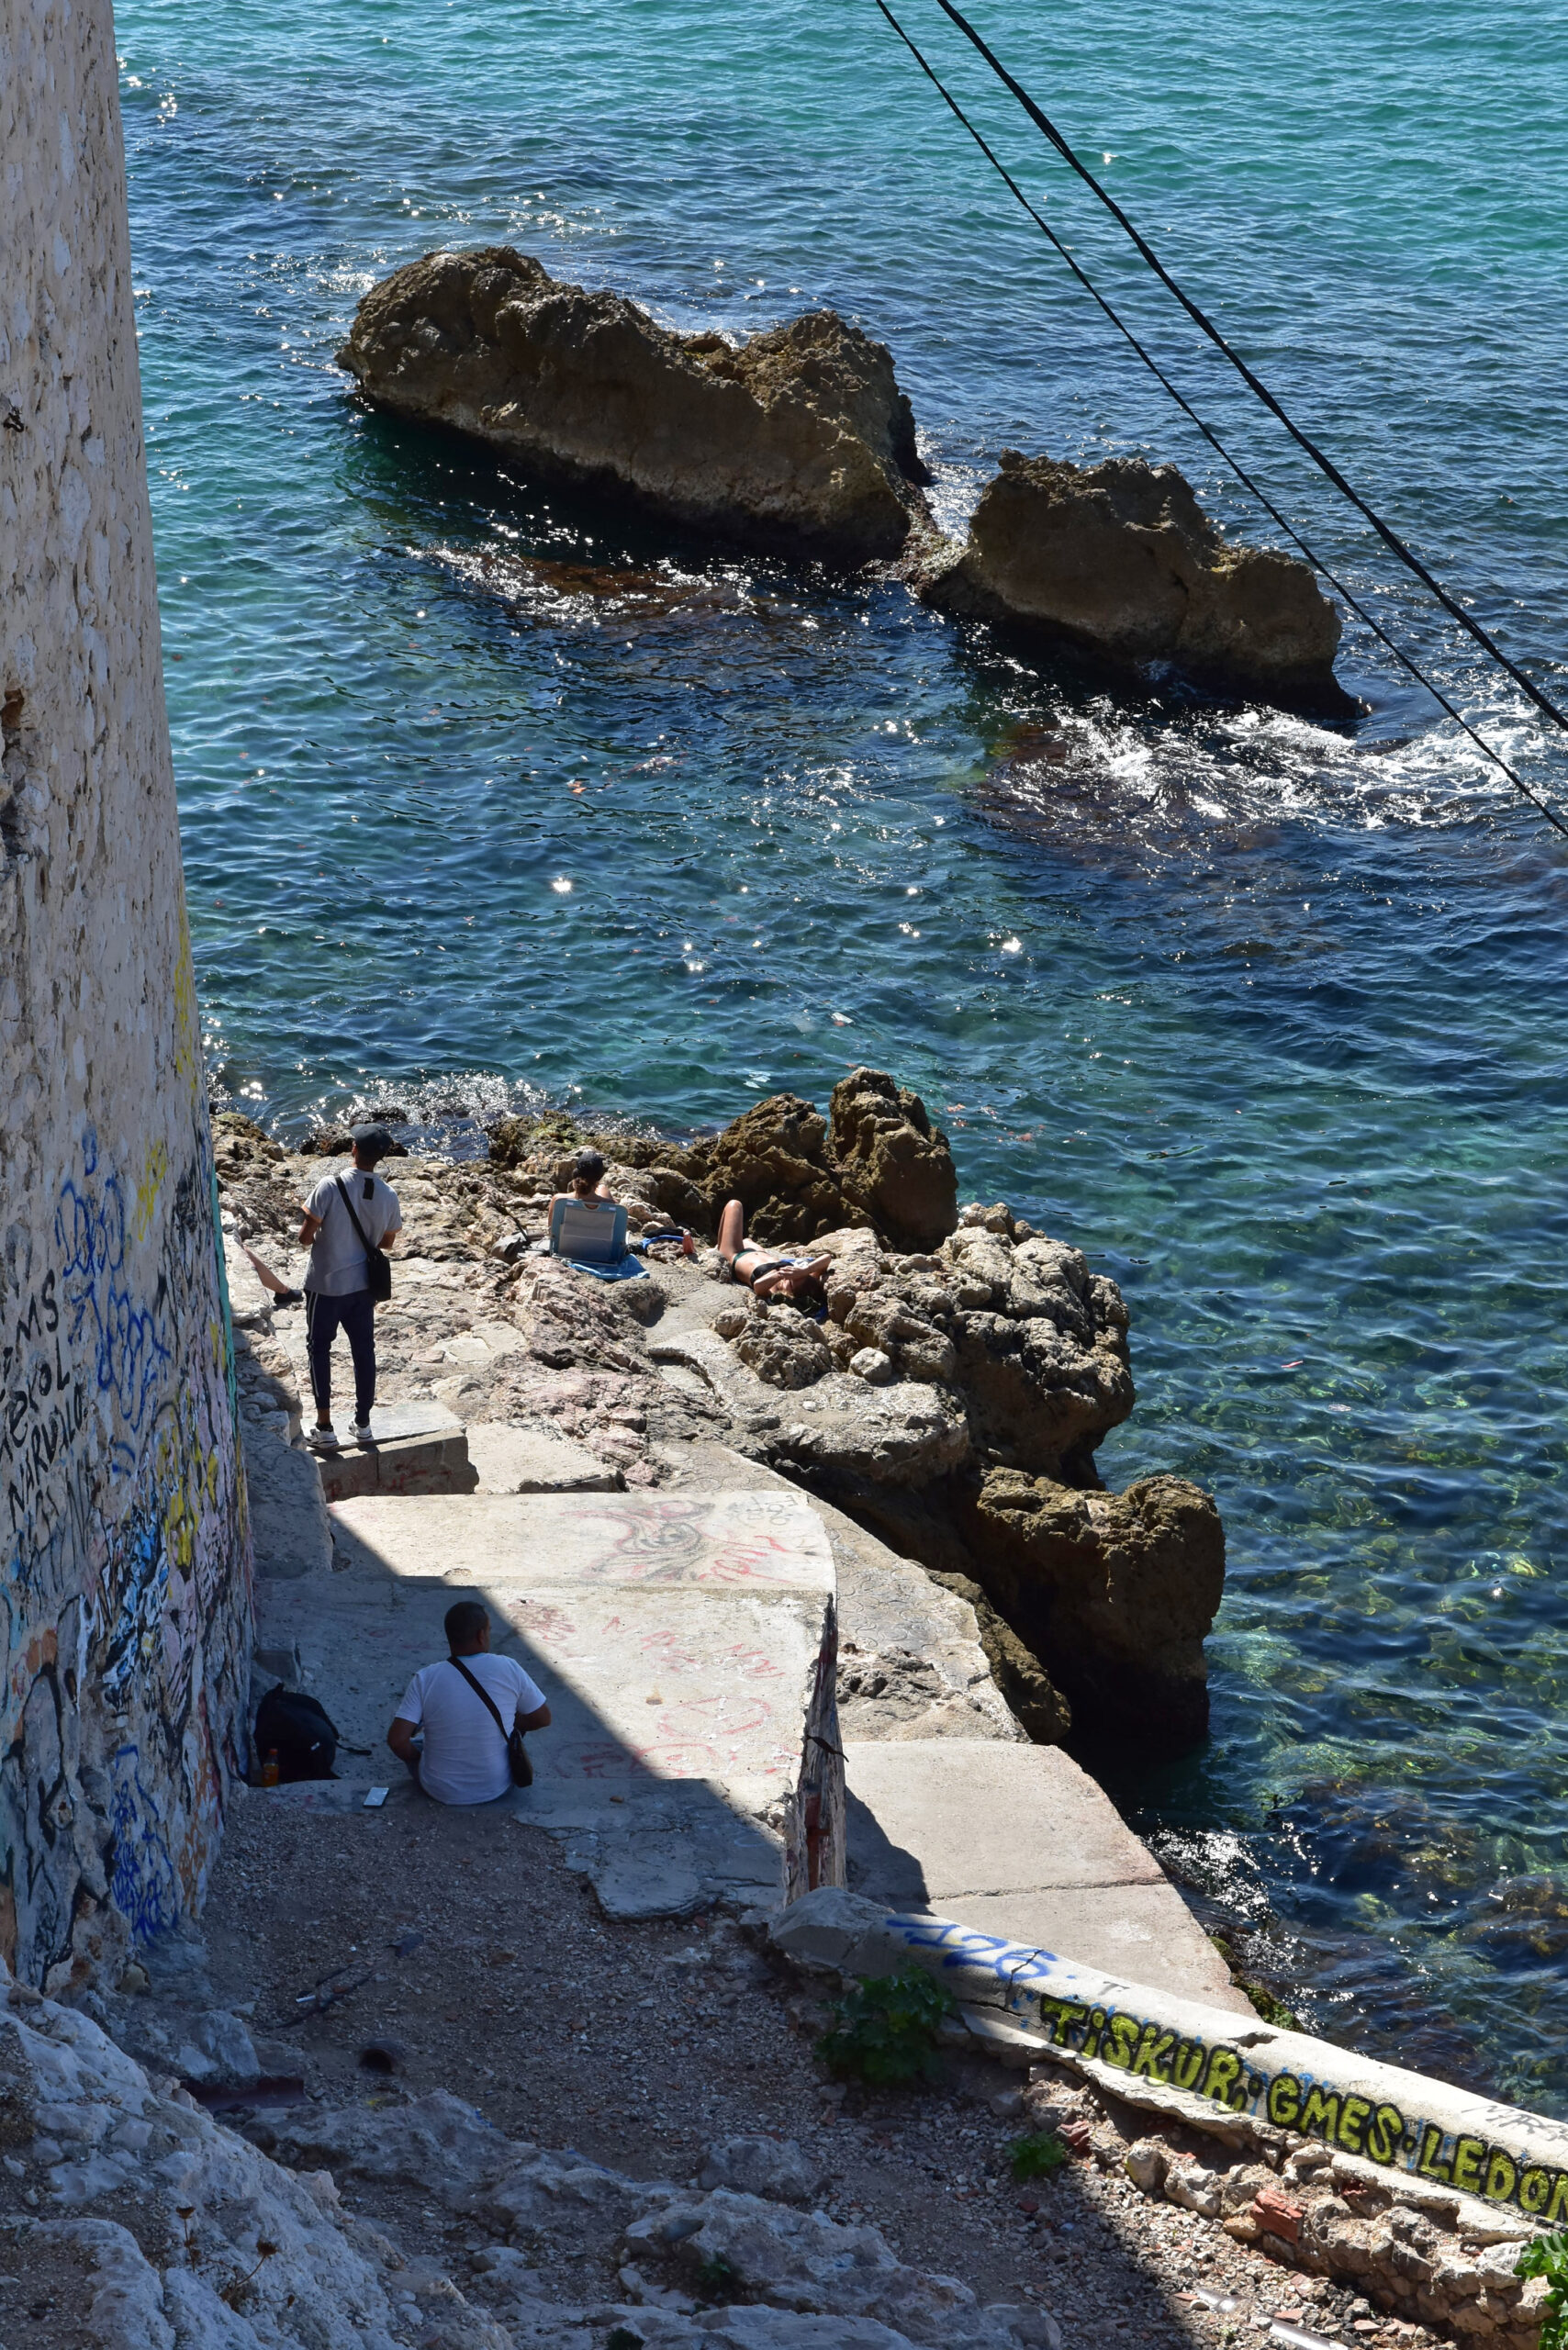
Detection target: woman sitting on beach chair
<box><xmin>717</xmin><ymin>1199</ymin><xmax>829</xmax><ymax>1301</ymax></box>
<box><xmin>548</xmin><ymin>1147</ymin><xmax>614</xmax><ymax>1218</ymax></box>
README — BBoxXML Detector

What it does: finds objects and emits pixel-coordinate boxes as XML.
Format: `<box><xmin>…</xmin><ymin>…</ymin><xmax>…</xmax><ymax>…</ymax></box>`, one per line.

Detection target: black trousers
<box><xmin>304</xmin><ymin>1287</ymin><xmax>375</xmax><ymax>1423</ymax></box>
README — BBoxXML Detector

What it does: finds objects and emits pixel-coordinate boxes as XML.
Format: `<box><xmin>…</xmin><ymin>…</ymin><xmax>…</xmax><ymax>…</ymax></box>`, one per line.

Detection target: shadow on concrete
<box><xmin>251</xmin><ymin>1486</ymin><xmax>843</xmax><ymax>1923</ymax></box>
<box><xmin>845</xmin><ymin>1784</ymin><xmax>930</xmax><ymax>1910</ymax></box>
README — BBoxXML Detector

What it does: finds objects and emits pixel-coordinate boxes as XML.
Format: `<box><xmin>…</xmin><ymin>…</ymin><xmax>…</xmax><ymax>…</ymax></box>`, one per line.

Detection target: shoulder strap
<box><xmin>447</xmin><ymin>1654</ymin><xmax>510</xmax><ymax>1737</ymax></box>
<box><xmin>334</xmin><ymin>1175</ymin><xmax>375</xmax><ymax>1261</ymax></box>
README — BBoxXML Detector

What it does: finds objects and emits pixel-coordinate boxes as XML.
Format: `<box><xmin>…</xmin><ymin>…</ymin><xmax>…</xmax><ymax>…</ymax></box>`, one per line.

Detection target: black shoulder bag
<box><xmin>447</xmin><ymin>1656</ymin><xmax>533</xmax><ymax>1787</ymax></box>
<box><xmin>334</xmin><ymin>1176</ymin><xmax>392</xmax><ymax>1304</ymax></box>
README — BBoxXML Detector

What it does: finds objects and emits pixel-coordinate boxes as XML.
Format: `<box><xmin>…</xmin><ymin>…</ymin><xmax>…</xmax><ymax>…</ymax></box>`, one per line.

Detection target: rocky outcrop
<box><xmin>488</xmin><ymin>1070</ymin><xmax>959</xmax><ymax>1255</ymax></box>
<box><xmin>700</xmin><ymin>1203</ymin><xmax>1219</xmax><ymax>1751</ymax></box>
<box><xmin>678</xmin><ymin>1069</ymin><xmax>959</xmax><ymax>1253</ymax></box>
<box><xmin>972</xmin><ymin>1469</ymin><xmax>1225</xmax><ymax>1753</ymax></box>
<box><xmin>338</xmin><ymin>247</ymin><xmax>932</xmax><ymax>563</ymax></box>
<box><xmin>920</xmin><ymin>450</ymin><xmax>1354</xmax><ymax>713</ymax></box>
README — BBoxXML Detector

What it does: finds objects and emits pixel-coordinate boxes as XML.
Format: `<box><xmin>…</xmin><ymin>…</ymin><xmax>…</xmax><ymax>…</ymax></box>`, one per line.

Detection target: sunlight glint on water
<box><xmin>118</xmin><ymin>0</ymin><xmax>1568</xmax><ymax>2105</ymax></box>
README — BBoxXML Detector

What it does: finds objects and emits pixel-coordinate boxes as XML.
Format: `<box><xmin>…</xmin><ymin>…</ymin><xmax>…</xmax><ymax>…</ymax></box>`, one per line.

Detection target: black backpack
<box><xmin>254</xmin><ymin>1685</ymin><xmax>339</xmax><ymax>1782</ymax></box>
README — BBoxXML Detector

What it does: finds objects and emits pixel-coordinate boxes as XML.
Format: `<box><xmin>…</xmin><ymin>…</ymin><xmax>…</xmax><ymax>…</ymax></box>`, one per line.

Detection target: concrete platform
<box><xmin>845</xmin><ymin>1739</ymin><xmax>1251</xmax><ymax>2015</ymax></box>
<box><xmin>259</xmin><ymin>1491</ymin><xmax>843</xmax><ymax>1918</ymax></box>
<box><xmin>465</xmin><ymin>1422</ymin><xmax>623</xmax><ymax>1495</ymax></box>
<box><xmin>314</xmin><ymin>1401</ymin><xmax>476</xmax><ymax>1503</ymax></box>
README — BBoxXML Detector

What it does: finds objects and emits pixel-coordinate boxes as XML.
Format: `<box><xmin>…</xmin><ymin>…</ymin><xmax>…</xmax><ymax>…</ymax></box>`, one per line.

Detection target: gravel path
<box><xmin>198</xmin><ymin>1792</ymin><xmax>1452</xmax><ymax>2350</ymax></box>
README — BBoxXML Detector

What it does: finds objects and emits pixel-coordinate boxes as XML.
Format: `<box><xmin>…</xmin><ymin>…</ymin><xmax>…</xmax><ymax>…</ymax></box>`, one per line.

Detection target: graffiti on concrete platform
<box><xmin>883</xmin><ymin>1911</ymin><xmax>1568</xmax><ymax>2225</ymax></box>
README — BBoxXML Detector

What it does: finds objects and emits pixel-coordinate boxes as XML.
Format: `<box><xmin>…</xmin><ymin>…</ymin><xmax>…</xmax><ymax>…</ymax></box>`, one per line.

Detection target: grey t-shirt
<box><xmin>303</xmin><ymin>1169</ymin><xmax>401</xmax><ymax>1296</ymax></box>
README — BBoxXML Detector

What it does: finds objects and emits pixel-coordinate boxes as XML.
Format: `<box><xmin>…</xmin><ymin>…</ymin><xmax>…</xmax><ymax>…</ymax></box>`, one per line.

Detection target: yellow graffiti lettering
<box><xmin>1103</xmin><ymin>2014</ymin><xmax>1140</xmax><ymax>2071</ymax></box>
<box><xmin>1520</xmin><ymin>2168</ymin><xmax>1552</xmax><ymax>2217</ymax></box>
<box><xmin>1451</xmin><ymin>2138</ymin><xmax>1484</xmax><ymax>2196</ymax></box>
<box><xmin>1037</xmin><ymin>1998</ymin><xmax>1081</xmax><ymax>2045</ymax></box>
<box><xmin>1171</xmin><ymin>2039</ymin><xmax>1205</xmax><ymax>2092</ymax></box>
<box><xmin>1417</xmin><ymin>2126</ymin><xmax>1451</xmax><ymax>2183</ymax></box>
<box><xmin>1484</xmin><ymin>2150</ymin><xmax>1518</xmax><ymax>2205</ymax></box>
<box><xmin>1367</xmin><ymin>2103</ymin><xmax>1406</xmax><ymax>2165</ymax></box>
<box><xmin>1300</xmin><ymin>2084</ymin><xmax>1340</xmax><ymax>2142</ymax></box>
<box><xmin>1131</xmin><ymin>2025</ymin><xmax>1174</xmax><ymax>2084</ymax></box>
<box><xmin>1338</xmin><ymin>2096</ymin><xmax>1371</xmax><ymax>2156</ymax></box>
<box><xmin>1203</xmin><ymin>2048</ymin><xmax>1242</xmax><ymax>2105</ymax></box>
<box><xmin>132</xmin><ymin>1140</ymin><xmax>170</xmax><ymax>1244</ymax></box>
<box><xmin>173</xmin><ymin>908</ymin><xmax>200</xmax><ymax>1092</ymax></box>
<box><xmin>1267</xmin><ymin>2073</ymin><xmax>1302</xmax><ymax>2130</ymax></box>
<box><xmin>1545</xmin><ymin>2173</ymin><xmax>1568</xmax><ymax>2226</ymax></box>
<box><xmin>1083</xmin><ymin>2007</ymin><xmax>1108</xmax><ymax>2062</ymax></box>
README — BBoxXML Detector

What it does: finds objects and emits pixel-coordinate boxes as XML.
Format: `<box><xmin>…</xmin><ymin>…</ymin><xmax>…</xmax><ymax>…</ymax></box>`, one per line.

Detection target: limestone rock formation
<box><xmin>920</xmin><ymin>450</ymin><xmax>1354</xmax><ymax>712</ymax></box>
<box><xmin>972</xmin><ymin>1469</ymin><xmax>1226</xmax><ymax>1754</ymax></box>
<box><xmin>338</xmin><ymin>247</ymin><xmax>932</xmax><ymax>563</ymax></box>
<box><xmin>695</xmin><ymin>1203</ymin><xmax>1219</xmax><ymax>1751</ymax></box>
<box><xmin>678</xmin><ymin>1069</ymin><xmax>959</xmax><ymax>1253</ymax></box>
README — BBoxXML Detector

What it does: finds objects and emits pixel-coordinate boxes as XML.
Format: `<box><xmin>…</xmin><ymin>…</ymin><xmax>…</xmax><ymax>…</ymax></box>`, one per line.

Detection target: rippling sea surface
<box><xmin>118</xmin><ymin>0</ymin><xmax>1568</xmax><ymax>2101</ymax></box>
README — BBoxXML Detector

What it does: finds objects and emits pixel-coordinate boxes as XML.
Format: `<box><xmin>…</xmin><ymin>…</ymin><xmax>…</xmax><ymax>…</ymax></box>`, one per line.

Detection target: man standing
<box><xmin>298</xmin><ymin>1124</ymin><xmax>402</xmax><ymax>1451</ymax></box>
<box><xmin>387</xmin><ymin>1602</ymin><xmax>551</xmax><ymax>1804</ymax></box>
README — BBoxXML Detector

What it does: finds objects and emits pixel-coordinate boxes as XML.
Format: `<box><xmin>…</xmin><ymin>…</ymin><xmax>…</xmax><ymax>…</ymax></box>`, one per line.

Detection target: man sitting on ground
<box><xmin>386</xmin><ymin>1601</ymin><xmax>551</xmax><ymax>1805</ymax></box>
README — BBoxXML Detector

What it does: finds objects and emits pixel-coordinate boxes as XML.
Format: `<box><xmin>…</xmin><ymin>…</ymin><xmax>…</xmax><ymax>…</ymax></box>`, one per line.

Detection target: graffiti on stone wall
<box><xmin>887</xmin><ymin>1912</ymin><xmax>1568</xmax><ymax>2223</ymax></box>
<box><xmin>0</xmin><ymin>1116</ymin><xmax>250</xmax><ymax>1983</ymax></box>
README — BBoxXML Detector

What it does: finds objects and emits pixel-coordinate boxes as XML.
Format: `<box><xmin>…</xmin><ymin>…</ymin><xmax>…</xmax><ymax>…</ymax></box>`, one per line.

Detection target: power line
<box><xmin>871</xmin><ymin>0</ymin><xmax>1568</xmax><ymax>838</ymax></box>
<box><xmin>921</xmin><ymin>0</ymin><xmax>1568</xmax><ymax>745</ymax></box>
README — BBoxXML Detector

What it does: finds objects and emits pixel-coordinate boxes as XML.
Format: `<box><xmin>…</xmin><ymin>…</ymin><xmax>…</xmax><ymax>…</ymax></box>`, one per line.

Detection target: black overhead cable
<box><xmin>922</xmin><ymin>0</ymin><xmax>1568</xmax><ymax>746</ymax></box>
<box><xmin>871</xmin><ymin>0</ymin><xmax>1568</xmax><ymax>840</ymax></box>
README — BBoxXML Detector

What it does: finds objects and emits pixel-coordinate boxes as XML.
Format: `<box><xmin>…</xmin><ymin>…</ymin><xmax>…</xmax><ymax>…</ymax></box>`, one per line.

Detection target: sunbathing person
<box><xmin>547</xmin><ymin>1147</ymin><xmax>614</xmax><ymax>1225</ymax></box>
<box><xmin>717</xmin><ymin>1199</ymin><xmax>829</xmax><ymax>1300</ymax></box>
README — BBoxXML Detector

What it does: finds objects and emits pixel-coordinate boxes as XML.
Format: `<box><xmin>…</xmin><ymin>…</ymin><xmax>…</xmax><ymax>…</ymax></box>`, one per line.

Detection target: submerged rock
<box><xmin>338</xmin><ymin>247</ymin><xmax>932</xmax><ymax>564</ymax></box>
<box><xmin>920</xmin><ymin>450</ymin><xmax>1353</xmax><ymax>712</ymax></box>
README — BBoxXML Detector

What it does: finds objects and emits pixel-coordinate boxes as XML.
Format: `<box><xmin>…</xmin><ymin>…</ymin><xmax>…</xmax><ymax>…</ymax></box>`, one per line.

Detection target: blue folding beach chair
<box><xmin>546</xmin><ymin>1196</ymin><xmax>644</xmax><ymax>1280</ymax></box>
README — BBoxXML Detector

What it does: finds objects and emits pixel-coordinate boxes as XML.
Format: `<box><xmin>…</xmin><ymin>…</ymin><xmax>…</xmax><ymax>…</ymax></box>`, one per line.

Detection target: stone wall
<box><xmin>0</xmin><ymin>0</ymin><xmax>252</xmax><ymax>1987</ymax></box>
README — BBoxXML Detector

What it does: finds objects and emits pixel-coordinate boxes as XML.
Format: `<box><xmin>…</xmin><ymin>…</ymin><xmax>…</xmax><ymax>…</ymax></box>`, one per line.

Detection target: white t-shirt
<box><xmin>396</xmin><ymin>1654</ymin><xmax>547</xmax><ymax>1806</ymax></box>
<box><xmin>303</xmin><ymin>1169</ymin><xmax>402</xmax><ymax>1297</ymax></box>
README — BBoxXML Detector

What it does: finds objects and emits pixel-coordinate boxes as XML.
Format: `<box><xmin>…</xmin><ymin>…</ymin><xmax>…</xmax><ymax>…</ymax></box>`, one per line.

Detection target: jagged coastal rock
<box><xmin>491</xmin><ymin>1074</ymin><xmax>1223</xmax><ymax>1753</ymax></box>
<box><xmin>919</xmin><ymin>450</ymin><xmax>1354</xmax><ymax>712</ymax></box>
<box><xmin>229</xmin><ymin>1067</ymin><xmax>1223</xmax><ymax>1752</ymax></box>
<box><xmin>338</xmin><ymin>247</ymin><xmax>932</xmax><ymax>563</ymax></box>
<box><xmin>342</xmin><ymin>252</ymin><xmax>1351</xmax><ymax>709</ymax></box>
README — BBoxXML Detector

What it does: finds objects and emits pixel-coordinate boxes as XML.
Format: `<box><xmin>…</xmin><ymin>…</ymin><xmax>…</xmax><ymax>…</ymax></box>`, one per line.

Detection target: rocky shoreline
<box><xmin>338</xmin><ymin>248</ymin><xmax>1353</xmax><ymax>714</ymax></box>
<box><xmin>219</xmin><ymin>1066</ymin><xmax>1226</xmax><ymax>1761</ymax></box>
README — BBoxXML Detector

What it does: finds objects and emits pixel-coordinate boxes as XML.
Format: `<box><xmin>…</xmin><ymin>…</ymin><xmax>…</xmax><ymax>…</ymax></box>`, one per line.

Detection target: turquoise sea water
<box><xmin>118</xmin><ymin>0</ymin><xmax>1568</xmax><ymax>2102</ymax></box>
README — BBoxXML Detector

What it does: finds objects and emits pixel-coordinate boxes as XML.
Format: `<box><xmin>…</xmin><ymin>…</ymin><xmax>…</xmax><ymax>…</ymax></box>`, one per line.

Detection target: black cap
<box><xmin>352</xmin><ymin>1124</ymin><xmax>394</xmax><ymax>1165</ymax></box>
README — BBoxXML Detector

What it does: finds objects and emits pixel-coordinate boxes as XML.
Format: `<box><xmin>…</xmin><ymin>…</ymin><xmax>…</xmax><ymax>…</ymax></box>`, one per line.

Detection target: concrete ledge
<box><xmin>315</xmin><ymin>1402</ymin><xmax>476</xmax><ymax>1501</ymax></box>
<box><xmin>770</xmin><ymin>1889</ymin><xmax>1568</xmax><ymax>2238</ymax></box>
<box><xmin>465</xmin><ymin>1422</ymin><xmax>623</xmax><ymax>1494</ymax></box>
<box><xmin>844</xmin><ymin>1739</ymin><xmax>1245</xmax><ymax>2012</ymax></box>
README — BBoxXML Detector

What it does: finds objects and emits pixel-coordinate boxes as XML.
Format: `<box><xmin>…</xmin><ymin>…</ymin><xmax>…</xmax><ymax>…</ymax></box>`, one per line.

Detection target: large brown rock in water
<box><xmin>338</xmin><ymin>247</ymin><xmax>931</xmax><ymax>564</ymax></box>
<box><xmin>678</xmin><ymin>1069</ymin><xmax>958</xmax><ymax>1253</ymax></box>
<box><xmin>921</xmin><ymin>450</ymin><xmax>1352</xmax><ymax>712</ymax></box>
<box><xmin>972</xmin><ymin>1468</ymin><xmax>1226</xmax><ymax>1751</ymax></box>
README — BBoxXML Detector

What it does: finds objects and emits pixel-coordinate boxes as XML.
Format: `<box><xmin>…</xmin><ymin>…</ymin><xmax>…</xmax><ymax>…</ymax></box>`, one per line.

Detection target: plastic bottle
<box><xmin>261</xmin><ymin>1749</ymin><xmax>281</xmax><ymax>1788</ymax></box>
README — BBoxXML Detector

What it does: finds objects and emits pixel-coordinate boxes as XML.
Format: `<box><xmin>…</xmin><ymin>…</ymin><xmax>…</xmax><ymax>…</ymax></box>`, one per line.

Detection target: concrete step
<box><xmin>313</xmin><ymin>1401</ymin><xmax>476</xmax><ymax>1502</ymax></box>
<box><xmin>257</xmin><ymin>1490</ymin><xmax>843</xmax><ymax>1919</ymax></box>
<box><xmin>465</xmin><ymin>1422</ymin><xmax>623</xmax><ymax>1494</ymax></box>
<box><xmin>844</xmin><ymin>1738</ymin><xmax>1252</xmax><ymax>2015</ymax></box>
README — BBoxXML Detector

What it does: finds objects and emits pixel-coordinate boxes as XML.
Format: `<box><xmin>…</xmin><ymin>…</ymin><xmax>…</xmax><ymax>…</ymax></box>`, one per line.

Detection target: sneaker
<box><xmin>350</xmin><ymin>1418</ymin><xmax>375</xmax><ymax>1444</ymax></box>
<box><xmin>306</xmin><ymin>1424</ymin><xmax>340</xmax><ymax>1451</ymax></box>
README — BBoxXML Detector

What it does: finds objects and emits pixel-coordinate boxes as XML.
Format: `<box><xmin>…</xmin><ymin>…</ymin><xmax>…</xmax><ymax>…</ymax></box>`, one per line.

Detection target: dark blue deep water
<box><xmin>117</xmin><ymin>0</ymin><xmax>1568</xmax><ymax>2103</ymax></box>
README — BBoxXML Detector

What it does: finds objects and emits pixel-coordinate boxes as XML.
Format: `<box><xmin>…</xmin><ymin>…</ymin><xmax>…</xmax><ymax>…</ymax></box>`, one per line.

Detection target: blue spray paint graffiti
<box><xmin>55</xmin><ymin>1126</ymin><xmax>171</xmax><ymax>1438</ymax></box>
<box><xmin>108</xmin><ymin>1741</ymin><xmax>181</xmax><ymax>1942</ymax></box>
